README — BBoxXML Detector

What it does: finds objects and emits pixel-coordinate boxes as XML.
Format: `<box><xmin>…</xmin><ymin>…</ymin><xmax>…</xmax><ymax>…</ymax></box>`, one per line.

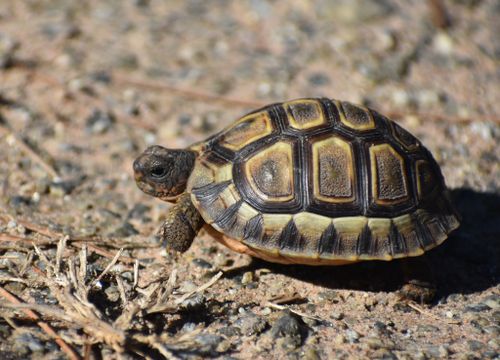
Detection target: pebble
<box><xmin>12</xmin><ymin>333</ymin><xmax>43</xmax><ymax>354</ymax></box>
<box><xmin>303</xmin><ymin>347</ymin><xmax>321</xmax><ymax>360</ymax></box>
<box><xmin>308</xmin><ymin>72</ymin><xmax>330</xmax><ymax>86</ymax></box>
<box><xmin>85</xmin><ymin>109</ymin><xmax>115</xmax><ymax>134</ymax></box>
<box><xmin>425</xmin><ymin>345</ymin><xmax>449</xmax><ymax>358</ymax></box>
<box><xmin>235</xmin><ymin>313</ymin><xmax>267</xmax><ymax>336</ymax></box>
<box><xmin>334</xmin><ymin>334</ymin><xmax>346</xmax><ymax>345</ymax></box>
<box><xmin>465</xmin><ymin>303</ymin><xmax>491</xmax><ymax>312</ymax></box>
<box><xmin>241</xmin><ymin>271</ymin><xmax>254</xmax><ymax>285</ymax></box>
<box><xmin>483</xmin><ymin>325</ymin><xmax>500</xmax><ymax>336</ymax></box>
<box><xmin>416</xmin><ymin>324</ymin><xmax>439</xmax><ymax>333</ymax></box>
<box><xmin>0</xmin><ymin>34</ymin><xmax>18</xmax><ymax>68</ymax></box>
<box><xmin>192</xmin><ymin>258</ymin><xmax>213</xmax><ymax>269</ymax></box>
<box><xmin>104</xmin><ymin>285</ymin><xmax>120</xmax><ymax>302</ymax></box>
<box><xmin>193</xmin><ymin>333</ymin><xmax>225</xmax><ymax>355</ymax></box>
<box><xmin>181</xmin><ymin>293</ymin><xmax>205</xmax><ymax>309</ymax></box>
<box><xmin>433</xmin><ymin>32</ymin><xmax>454</xmax><ymax>55</ymax></box>
<box><xmin>483</xmin><ymin>294</ymin><xmax>500</xmax><ymax>310</ymax></box>
<box><xmin>467</xmin><ymin>339</ymin><xmax>485</xmax><ymax>351</ymax></box>
<box><xmin>109</xmin><ymin>222</ymin><xmax>139</xmax><ymax>237</ymax></box>
<box><xmin>372</xmin><ymin>321</ymin><xmax>392</xmax><ymax>336</ymax></box>
<box><xmin>363</xmin><ymin>336</ymin><xmax>386</xmax><ymax>349</ymax></box>
<box><xmin>218</xmin><ymin>326</ymin><xmax>240</xmax><ymax>337</ymax></box>
<box><xmin>270</xmin><ymin>311</ymin><xmax>307</xmax><ymax>347</ymax></box>
<box><xmin>344</xmin><ymin>329</ymin><xmax>361</xmax><ymax>343</ymax></box>
<box><xmin>330</xmin><ymin>311</ymin><xmax>344</xmax><ymax>320</ymax></box>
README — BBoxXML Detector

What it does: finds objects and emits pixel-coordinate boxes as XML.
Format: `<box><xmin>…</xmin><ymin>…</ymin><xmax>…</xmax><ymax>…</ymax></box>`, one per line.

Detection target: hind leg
<box><xmin>398</xmin><ymin>255</ymin><xmax>437</xmax><ymax>304</ymax></box>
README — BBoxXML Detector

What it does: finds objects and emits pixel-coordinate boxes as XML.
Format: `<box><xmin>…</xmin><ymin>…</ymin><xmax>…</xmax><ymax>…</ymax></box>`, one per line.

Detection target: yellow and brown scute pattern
<box><xmin>187</xmin><ymin>98</ymin><xmax>460</xmax><ymax>263</ymax></box>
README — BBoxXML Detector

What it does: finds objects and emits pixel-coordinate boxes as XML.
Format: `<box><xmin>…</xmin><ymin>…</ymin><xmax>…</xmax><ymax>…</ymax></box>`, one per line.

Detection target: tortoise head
<box><xmin>133</xmin><ymin>146</ymin><xmax>197</xmax><ymax>202</ymax></box>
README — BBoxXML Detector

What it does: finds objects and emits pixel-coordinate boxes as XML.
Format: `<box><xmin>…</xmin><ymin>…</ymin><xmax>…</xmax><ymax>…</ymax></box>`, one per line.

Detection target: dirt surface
<box><xmin>0</xmin><ymin>1</ymin><xmax>499</xmax><ymax>359</ymax></box>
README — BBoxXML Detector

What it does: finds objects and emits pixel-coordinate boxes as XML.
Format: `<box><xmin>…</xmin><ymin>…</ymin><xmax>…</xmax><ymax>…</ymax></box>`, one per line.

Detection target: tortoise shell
<box><xmin>187</xmin><ymin>98</ymin><xmax>460</xmax><ymax>264</ymax></box>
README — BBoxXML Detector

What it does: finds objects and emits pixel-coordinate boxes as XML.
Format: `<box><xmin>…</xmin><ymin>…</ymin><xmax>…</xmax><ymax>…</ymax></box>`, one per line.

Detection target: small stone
<box><xmin>318</xmin><ymin>290</ymin><xmax>341</xmax><ymax>303</ymax></box>
<box><xmin>468</xmin><ymin>340</ymin><xmax>485</xmax><ymax>352</ymax></box>
<box><xmin>372</xmin><ymin>348</ymin><xmax>397</xmax><ymax>359</ymax></box>
<box><xmin>218</xmin><ymin>326</ymin><xmax>240</xmax><ymax>337</ymax></box>
<box><xmin>241</xmin><ymin>271</ymin><xmax>254</xmax><ymax>285</ymax></box>
<box><xmin>483</xmin><ymin>294</ymin><xmax>500</xmax><ymax>310</ymax></box>
<box><xmin>488</xmin><ymin>339</ymin><xmax>499</xmax><ymax>350</ymax></box>
<box><xmin>110</xmin><ymin>222</ymin><xmax>139</xmax><ymax>237</ymax></box>
<box><xmin>464</xmin><ymin>303</ymin><xmax>490</xmax><ymax>312</ymax></box>
<box><xmin>422</xmin><ymin>345</ymin><xmax>449</xmax><ymax>358</ymax></box>
<box><xmin>105</xmin><ymin>285</ymin><xmax>120</xmax><ymax>302</ymax></box>
<box><xmin>373</xmin><ymin>321</ymin><xmax>392</xmax><ymax>336</ymax></box>
<box><xmin>376</xmin><ymin>29</ymin><xmax>397</xmax><ymax>51</ymax></box>
<box><xmin>194</xmin><ymin>333</ymin><xmax>224</xmax><ymax>355</ymax></box>
<box><xmin>416</xmin><ymin>324</ymin><xmax>439</xmax><ymax>333</ymax></box>
<box><xmin>483</xmin><ymin>325</ymin><xmax>500</xmax><ymax>336</ymax></box>
<box><xmin>303</xmin><ymin>347</ymin><xmax>321</xmax><ymax>360</ymax></box>
<box><xmin>433</xmin><ymin>32</ymin><xmax>454</xmax><ymax>55</ymax></box>
<box><xmin>345</xmin><ymin>329</ymin><xmax>361</xmax><ymax>343</ymax></box>
<box><xmin>181</xmin><ymin>293</ymin><xmax>205</xmax><ymax>309</ymax></box>
<box><xmin>192</xmin><ymin>258</ymin><xmax>213</xmax><ymax>269</ymax></box>
<box><xmin>363</xmin><ymin>336</ymin><xmax>386</xmax><ymax>349</ymax></box>
<box><xmin>13</xmin><ymin>333</ymin><xmax>43</xmax><ymax>354</ymax></box>
<box><xmin>334</xmin><ymin>334</ymin><xmax>346</xmax><ymax>345</ymax></box>
<box><xmin>235</xmin><ymin>313</ymin><xmax>267</xmax><ymax>336</ymax></box>
<box><xmin>330</xmin><ymin>311</ymin><xmax>344</xmax><ymax>320</ymax></box>
<box><xmin>270</xmin><ymin>311</ymin><xmax>307</xmax><ymax>347</ymax></box>
<box><xmin>261</xmin><ymin>307</ymin><xmax>272</xmax><ymax>316</ymax></box>
<box><xmin>416</xmin><ymin>89</ymin><xmax>443</xmax><ymax>108</ymax></box>
<box><xmin>308</xmin><ymin>72</ymin><xmax>330</xmax><ymax>86</ymax></box>
<box><xmin>85</xmin><ymin>109</ymin><xmax>115</xmax><ymax>134</ymax></box>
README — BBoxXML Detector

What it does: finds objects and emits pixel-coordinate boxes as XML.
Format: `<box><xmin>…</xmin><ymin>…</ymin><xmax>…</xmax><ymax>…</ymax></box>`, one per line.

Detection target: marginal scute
<box><xmin>244</xmin><ymin>141</ymin><xmax>294</xmax><ymax>202</ymax></box>
<box><xmin>416</xmin><ymin>160</ymin><xmax>438</xmax><ymax>199</ymax></box>
<box><xmin>370</xmin><ymin>143</ymin><xmax>409</xmax><ymax>205</ymax></box>
<box><xmin>258</xmin><ymin>213</ymin><xmax>293</xmax><ymax>251</ymax></box>
<box><xmin>337</xmin><ymin>100</ymin><xmax>375</xmax><ymax>130</ymax></box>
<box><xmin>290</xmin><ymin>212</ymin><xmax>331</xmax><ymax>256</ymax></box>
<box><xmin>219</xmin><ymin>111</ymin><xmax>274</xmax><ymax>150</ymax></box>
<box><xmin>332</xmin><ymin>217</ymin><xmax>368</xmax><ymax>260</ymax></box>
<box><xmin>284</xmin><ymin>99</ymin><xmax>326</xmax><ymax>129</ymax></box>
<box><xmin>311</xmin><ymin>136</ymin><xmax>355</xmax><ymax>203</ymax></box>
<box><xmin>391</xmin><ymin>121</ymin><xmax>420</xmax><ymax>151</ymax></box>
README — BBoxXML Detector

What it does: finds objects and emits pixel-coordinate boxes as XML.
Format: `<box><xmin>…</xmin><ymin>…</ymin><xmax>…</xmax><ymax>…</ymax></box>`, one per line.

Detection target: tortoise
<box><xmin>133</xmin><ymin>98</ymin><xmax>460</xmax><ymax>269</ymax></box>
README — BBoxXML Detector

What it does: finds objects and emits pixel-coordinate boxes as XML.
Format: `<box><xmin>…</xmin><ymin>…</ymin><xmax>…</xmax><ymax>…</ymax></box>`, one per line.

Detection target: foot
<box><xmin>399</xmin><ymin>279</ymin><xmax>436</xmax><ymax>303</ymax></box>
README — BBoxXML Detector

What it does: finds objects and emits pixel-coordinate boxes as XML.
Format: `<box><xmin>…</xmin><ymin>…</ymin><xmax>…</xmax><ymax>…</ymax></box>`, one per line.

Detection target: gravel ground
<box><xmin>0</xmin><ymin>1</ymin><xmax>498</xmax><ymax>359</ymax></box>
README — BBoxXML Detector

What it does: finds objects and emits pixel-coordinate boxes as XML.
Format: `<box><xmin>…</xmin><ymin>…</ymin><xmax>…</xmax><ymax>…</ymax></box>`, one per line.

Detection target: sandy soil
<box><xmin>0</xmin><ymin>1</ymin><xmax>498</xmax><ymax>359</ymax></box>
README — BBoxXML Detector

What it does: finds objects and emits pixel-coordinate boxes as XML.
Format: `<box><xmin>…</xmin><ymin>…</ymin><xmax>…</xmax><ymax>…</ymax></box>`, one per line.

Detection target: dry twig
<box><xmin>264</xmin><ymin>301</ymin><xmax>324</xmax><ymax>323</ymax></box>
<box><xmin>174</xmin><ymin>271</ymin><xmax>223</xmax><ymax>305</ymax></box>
<box><xmin>0</xmin><ymin>122</ymin><xmax>60</xmax><ymax>179</ymax></box>
<box><xmin>0</xmin><ymin>286</ymin><xmax>81</xmax><ymax>360</ymax></box>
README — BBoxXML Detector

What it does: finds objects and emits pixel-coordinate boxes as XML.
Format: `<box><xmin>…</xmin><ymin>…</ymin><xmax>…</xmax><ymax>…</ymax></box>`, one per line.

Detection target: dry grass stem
<box><xmin>0</xmin><ymin>286</ymin><xmax>81</xmax><ymax>360</ymax></box>
<box><xmin>92</xmin><ymin>248</ymin><xmax>124</xmax><ymax>287</ymax></box>
<box><xmin>0</xmin><ymin>122</ymin><xmax>60</xmax><ymax>179</ymax></box>
<box><xmin>265</xmin><ymin>302</ymin><xmax>324</xmax><ymax>323</ymax></box>
<box><xmin>174</xmin><ymin>270</ymin><xmax>223</xmax><ymax>305</ymax></box>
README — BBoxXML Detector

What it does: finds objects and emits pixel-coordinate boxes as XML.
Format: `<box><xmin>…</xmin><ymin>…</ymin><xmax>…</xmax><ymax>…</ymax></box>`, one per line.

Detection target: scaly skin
<box><xmin>157</xmin><ymin>193</ymin><xmax>204</xmax><ymax>252</ymax></box>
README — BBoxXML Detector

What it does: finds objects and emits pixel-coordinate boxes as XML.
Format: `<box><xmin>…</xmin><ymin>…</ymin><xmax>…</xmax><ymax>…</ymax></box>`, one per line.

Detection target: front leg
<box><xmin>157</xmin><ymin>193</ymin><xmax>204</xmax><ymax>252</ymax></box>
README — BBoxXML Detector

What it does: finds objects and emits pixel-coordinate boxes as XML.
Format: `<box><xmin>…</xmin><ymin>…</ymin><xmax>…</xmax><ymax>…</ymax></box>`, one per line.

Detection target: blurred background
<box><xmin>0</xmin><ymin>1</ymin><xmax>498</xmax><ymax>359</ymax></box>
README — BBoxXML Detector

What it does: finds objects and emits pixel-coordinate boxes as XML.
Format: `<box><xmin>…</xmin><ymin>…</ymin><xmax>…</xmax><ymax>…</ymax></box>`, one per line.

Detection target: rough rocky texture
<box><xmin>0</xmin><ymin>1</ymin><xmax>498</xmax><ymax>359</ymax></box>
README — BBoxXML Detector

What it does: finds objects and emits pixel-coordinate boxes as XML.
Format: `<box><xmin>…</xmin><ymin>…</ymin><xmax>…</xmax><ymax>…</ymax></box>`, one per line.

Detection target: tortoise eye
<box><xmin>150</xmin><ymin>166</ymin><xmax>167</xmax><ymax>179</ymax></box>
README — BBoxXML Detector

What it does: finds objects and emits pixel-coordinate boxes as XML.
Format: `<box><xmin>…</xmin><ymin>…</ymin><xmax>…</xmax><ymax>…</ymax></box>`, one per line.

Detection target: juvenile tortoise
<box><xmin>133</xmin><ymin>98</ymin><xmax>460</xmax><ymax>270</ymax></box>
